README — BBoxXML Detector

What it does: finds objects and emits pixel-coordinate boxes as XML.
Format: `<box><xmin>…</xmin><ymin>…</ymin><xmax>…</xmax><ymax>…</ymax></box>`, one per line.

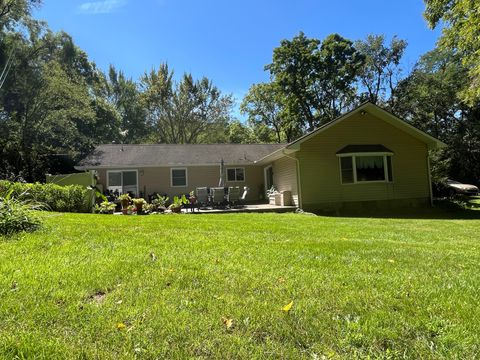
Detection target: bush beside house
<box><xmin>0</xmin><ymin>181</ymin><xmax>92</xmax><ymax>213</ymax></box>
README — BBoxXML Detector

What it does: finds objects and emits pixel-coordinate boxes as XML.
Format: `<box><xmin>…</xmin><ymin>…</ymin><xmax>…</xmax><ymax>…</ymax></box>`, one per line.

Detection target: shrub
<box><xmin>0</xmin><ymin>190</ymin><xmax>42</xmax><ymax>236</ymax></box>
<box><xmin>0</xmin><ymin>181</ymin><xmax>90</xmax><ymax>213</ymax></box>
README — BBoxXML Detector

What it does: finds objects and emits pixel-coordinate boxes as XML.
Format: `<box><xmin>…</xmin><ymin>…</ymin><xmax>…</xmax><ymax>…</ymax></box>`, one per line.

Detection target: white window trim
<box><xmin>106</xmin><ymin>169</ymin><xmax>139</xmax><ymax>195</ymax></box>
<box><xmin>226</xmin><ymin>167</ymin><xmax>246</xmax><ymax>182</ymax></box>
<box><xmin>170</xmin><ymin>167</ymin><xmax>188</xmax><ymax>187</ymax></box>
<box><xmin>337</xmin><ymin>153</ymin><xmax>393</xmax><ymax>185</ymax></box>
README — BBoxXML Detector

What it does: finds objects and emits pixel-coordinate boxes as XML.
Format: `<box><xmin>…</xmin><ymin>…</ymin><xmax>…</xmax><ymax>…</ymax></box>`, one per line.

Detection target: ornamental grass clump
<box><xmin>0</xmin><ymin>190</ymin><xmax>42</xmax><ymax>236</ymax></box>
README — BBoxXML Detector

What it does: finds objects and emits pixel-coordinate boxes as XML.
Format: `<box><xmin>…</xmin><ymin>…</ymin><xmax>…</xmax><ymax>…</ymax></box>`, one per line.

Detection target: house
<box><xmin>76</xmin><ymin>102</ymin><xmax>445</xmax><ymax>211</ymax></box>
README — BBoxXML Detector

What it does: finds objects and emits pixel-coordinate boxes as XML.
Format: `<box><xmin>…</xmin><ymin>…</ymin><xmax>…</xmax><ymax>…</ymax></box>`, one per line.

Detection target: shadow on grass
<box><xmin>316</xmin><ymin>197</ymin><xmax>480</xmax><ymax>220</ymax></box>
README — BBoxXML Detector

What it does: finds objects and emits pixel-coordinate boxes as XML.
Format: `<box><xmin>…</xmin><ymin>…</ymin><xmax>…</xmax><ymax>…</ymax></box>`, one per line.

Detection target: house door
<box><xmin>107</xmin><ymin>170</ymin><xmax>138</xmax><ymax>196</ymax></box>
<box><xmin>264</xmin><ymin>165</ymin><xmax>273</xmax><ymax>194</ymax></box>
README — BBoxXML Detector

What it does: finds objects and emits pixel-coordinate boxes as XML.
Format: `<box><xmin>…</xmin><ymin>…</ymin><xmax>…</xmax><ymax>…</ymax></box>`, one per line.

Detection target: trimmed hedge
<box><xmin>0</xmin><ymin>181</ymin><xmax>91</xmax><ymax>213</ymax></box>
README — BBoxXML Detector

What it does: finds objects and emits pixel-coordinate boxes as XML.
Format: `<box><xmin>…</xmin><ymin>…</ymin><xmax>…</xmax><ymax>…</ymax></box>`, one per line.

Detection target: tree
<box><xmin>423</xmin><ymin>0</ymin><xmax>480</xmax><ymax>103</ymax></box>
<box><xmin>240</xmin><ymin>82</ymin><xmax>290</xmax><ymax>143</ymax></box>
<box><xmin>107</xmin><ymin>65</ymin><xmax>148</xmax><ymax>143</ymax></box>
<box><xmin>355</xmin><ymin>35</ymin><xmax>407</xmax><ymax>107</ymax></box>
<box><xmin>226</xmin><ymin>120</ymin><xmax>256</xmax><ymax>144</ymax></box>
<box><xmin>141</xmin><ymin>65</ymin><xmax>233</xmax><ymax>144</ymax></box>
<box><xmin>265</xmin><ymin>32</ymin><xmax>364</xmax><ymax>131</ymax></box>
<box><xmin>394</xmin><ymin>48</ymin><xmax>480</xmax><ymax>183</ymax></box>
<box><xmin>0</xmin><ymin>0</ymin><xmax>41</xmax><ymax>30</ymax></box>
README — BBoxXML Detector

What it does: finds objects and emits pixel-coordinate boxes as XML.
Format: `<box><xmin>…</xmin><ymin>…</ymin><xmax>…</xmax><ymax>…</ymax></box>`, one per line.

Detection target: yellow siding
<box><xmin>297</xmin><ymin>112</ymin><xmax>430</xmax><ymax>209</ymax></box>
<box><xmin>96</xmin><ymin>165</ymin><xmax>263</xmax><ymax>201</ymax></box>
<box><xmin>272</xmin><ymin>157</ymin><xmax>299</xmax><ymax>206</ymax></box>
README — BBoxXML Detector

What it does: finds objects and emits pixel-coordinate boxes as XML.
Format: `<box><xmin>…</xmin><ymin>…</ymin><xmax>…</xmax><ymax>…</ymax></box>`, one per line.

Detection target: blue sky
<box><xmin>35</xmin><ymin>0</ymin><xmax>441</xmax><ymax>118</ymax></box>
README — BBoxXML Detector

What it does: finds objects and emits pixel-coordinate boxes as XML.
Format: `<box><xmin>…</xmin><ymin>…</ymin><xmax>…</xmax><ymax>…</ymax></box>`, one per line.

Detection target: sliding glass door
<box><xmin>107</xmin><ymin>170</ymin><xmax>138</xmax><ymax>196</ymax></box>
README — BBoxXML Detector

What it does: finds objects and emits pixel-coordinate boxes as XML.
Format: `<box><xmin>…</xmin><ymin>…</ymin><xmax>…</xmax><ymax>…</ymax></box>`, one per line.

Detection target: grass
<box><xmin>1</xmin><ymin>206</ymin><xmax>479</xmax><ymax>359</ymax></box>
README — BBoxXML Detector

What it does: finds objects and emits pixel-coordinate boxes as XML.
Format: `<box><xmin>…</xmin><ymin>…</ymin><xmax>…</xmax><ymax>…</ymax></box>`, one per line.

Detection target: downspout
<box><xmin>281</xmin><ymin>150</ymin><xmax>303</xmax><ymax>209</ymax></box>
<box><xmin>427</xmin><ymin>152</ymin><xmax>433</xmax><ymax>207</ymax></box>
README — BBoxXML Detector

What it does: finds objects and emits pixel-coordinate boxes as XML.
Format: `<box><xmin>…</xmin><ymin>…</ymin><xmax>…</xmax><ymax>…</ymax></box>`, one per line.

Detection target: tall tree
<box><xmin>355</xmin><ymin>35</ymin><xmax>407</xmax><ymax>107</ymax></box>
<box><xmin>394</xmin><ymin>48</ymin><xmax>480</xmax><ymax>183</ymax></box>
<box><xmin>0</xmin><ymin>0</ymin><xmax>41</xmax><ymax>29</ymax></box>
<box><xmin>141</xmin><ymin>65</ymin><xmax>233</xmax><ymax>144</ymax></box>
<box><xmin>240</xmin><ymin>82</ymin><xmax>293</xmax><ymax>143</ymax></box>
<box><xmin>107</xmin><ymin>65</ymin><xmax>147</xmax><ymax>143</ymax></box>
<box><xmin>423</xmin><ymin>0</ymin><xmax>480</xmax><ymax>103</ymax></box>
<box><xmin>265</xmin><ymin>32</ymin><xmax>364</xmax><ymax>131</ymax></box>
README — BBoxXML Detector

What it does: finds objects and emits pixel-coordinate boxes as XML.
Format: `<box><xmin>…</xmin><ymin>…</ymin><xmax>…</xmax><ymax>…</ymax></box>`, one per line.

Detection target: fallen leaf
<box><xmin>222</xmin><ymin>317</ymin><xmax>234</xmax><ymax>330</ymax></box>
<box><xmin>115</xmin><ymin>300</ymin><xmax>123</xmax><ymax>305</ymax></box>
<box><xmin>116</xmin><ymin>322</ymin><xmax>126</xmax><ymax>330</ymax></box>
<box><xmin>282</xmin><ymin>300</ymin><xmax>294</xmax><ymax>312</ymax></box>
<box><xmin>150</xmin><ymin>252</ymin><xmax>157</xmax><ymax>261</ymax></box>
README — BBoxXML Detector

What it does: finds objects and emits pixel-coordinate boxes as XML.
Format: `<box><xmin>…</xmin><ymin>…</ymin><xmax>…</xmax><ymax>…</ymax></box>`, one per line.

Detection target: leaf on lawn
<box><xmin>222</xmin><ymin>317</ymin><xmax>234</xmax><ymax>330</ymax></box>
<box><xmin>115</xmin><ymin>300</ymin><xmax>123</xmax><ymax>305</ymax></box>
<box><xmin>282</xmin><ymin>300</ymin><xmax>294</xmax><ymax>312</ymax></box>
<box><xmin>150</xmin><ymin>252</ymin><xmax>157</xmax><ymax>262</ymax></box>
<box><xmin>116</xmin><ymin>322</ymin><xmax>126</xmax><ymax>330</ymax></box>
<box><xmin>277</xmin><ymin>277</ymin><xmax>286</xmax><ymax>284</ymax></box>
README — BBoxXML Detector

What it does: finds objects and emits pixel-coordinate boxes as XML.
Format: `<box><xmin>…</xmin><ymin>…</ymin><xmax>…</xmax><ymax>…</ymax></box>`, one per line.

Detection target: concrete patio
<box><xmin>184</xmin><ymin>203</ymin><xmax>297</xmax><ymax>214</ymax></box>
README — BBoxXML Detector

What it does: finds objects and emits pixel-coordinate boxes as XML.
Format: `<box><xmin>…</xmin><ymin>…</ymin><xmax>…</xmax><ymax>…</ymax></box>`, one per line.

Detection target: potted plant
<box><xmin>266</xmin><ymin>186</ymin><xmax>278</xmax><ymax>205</ymax></box>
<box><xmin>94</xmin><ymin>201</ymin><xmax>116</xmax><ymax>214</ymax></box>
<box><xmin>168</xmin><ymin>195</ymin><xmax>189</xmax><ymax>213</ymax></box>
<box><xmin>118</xmin><ymin>193</ymin><xmax>131</xmax><ymax>214</ymax></box>
<box><xmin>152</xmin><ymin>194</ymin><xmax>169</xmax><ymax>213</ymax></box>
<box><xmin>132</xmin><ymin>198</ymin><xmax>146</xmax><ymax>214</ymax></box>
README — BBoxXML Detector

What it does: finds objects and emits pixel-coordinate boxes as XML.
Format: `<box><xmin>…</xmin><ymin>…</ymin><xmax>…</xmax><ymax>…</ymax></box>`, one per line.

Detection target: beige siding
<box><xmin>297</xmin><ymin>112</ymin><xmax>430</xmax><ymax>210</ymax></box>
<box><xmin>272</xmin><ymin>156</ymin><xmax>299</xmax><ymax>206</ymax></box>
<box><xmin>95</xmin><ymin>165</ymin><xmax>264</xmax><ymax>201</ymax></box>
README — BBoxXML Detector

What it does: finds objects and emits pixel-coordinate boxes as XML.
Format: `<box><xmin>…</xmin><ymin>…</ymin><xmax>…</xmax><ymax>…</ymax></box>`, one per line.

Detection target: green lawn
<box><xmin>1</xmin><ymin>209</ymin><xmax>479</xmax><ymax>359</ymax></box>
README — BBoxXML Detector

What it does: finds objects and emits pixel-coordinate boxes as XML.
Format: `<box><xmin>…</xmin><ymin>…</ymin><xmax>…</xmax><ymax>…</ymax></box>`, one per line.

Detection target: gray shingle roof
<box><xmin>76</xmin><ymin>143</ymin><xmax>285</xmax><ymax>169</ymax></box>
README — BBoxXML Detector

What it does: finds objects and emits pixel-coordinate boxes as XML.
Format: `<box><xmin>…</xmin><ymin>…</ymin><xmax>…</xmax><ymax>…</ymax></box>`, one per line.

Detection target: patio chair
<box><xmin>196</xmin><ymin>187</ymin><xmax>209</xmax><ymax>208</ymax></box>
<box><xmin>237</xmin><ymin>186</ymin><xmax>249</xmax><ymax>207</ymax></box>
<box><xmin>227</xmin><ymin>187</ymin><xmax>240</xmax><ymax>207</ymax></box>
<box><xmin>211</xmin><ymin>187</ymin><xmax>226</xmax><ymax>208</ymax></box>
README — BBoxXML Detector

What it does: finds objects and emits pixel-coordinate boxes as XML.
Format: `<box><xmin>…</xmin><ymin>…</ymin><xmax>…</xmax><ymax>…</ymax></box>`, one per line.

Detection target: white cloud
<box><xmin>78</xmin><ymin>0</ymin><xmax>127</xmax><ymax>14</ymax></box>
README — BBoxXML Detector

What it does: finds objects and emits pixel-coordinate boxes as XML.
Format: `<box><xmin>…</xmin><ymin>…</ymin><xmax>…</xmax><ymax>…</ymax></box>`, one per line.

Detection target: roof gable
<box><xmin>287</xmin><ymin>102</ymin><xmax>446</xmax><ymax>151</ymax></box>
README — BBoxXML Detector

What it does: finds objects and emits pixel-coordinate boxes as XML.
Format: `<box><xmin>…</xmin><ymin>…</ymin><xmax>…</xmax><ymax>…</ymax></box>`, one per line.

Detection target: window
<box><xmin>107</xmin><ymin>170</ymin><xmax>138</xmax><ymax>195</ymax></box>
<box><xmin>356</xmin><ymin>156</ymin><xmax>385</xmax><ymax>181</ymax></box>
<box><xmin>227</xmin><ymin>168</ymin><xmax>245</xmax><ymax>182</ymax></box>
<box><xmin>171</xmin><ymin>168</ymin><xmax>187</xmax><ymax>187</ymax></box>
<box><xmin>339</xmin><ymin>155</ymin><xmax>393</xmax><ymax>184</ymax></box>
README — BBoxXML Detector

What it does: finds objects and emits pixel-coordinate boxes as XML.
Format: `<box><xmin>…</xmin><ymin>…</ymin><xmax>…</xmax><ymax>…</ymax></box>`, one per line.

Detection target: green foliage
<box><xmin>94</xmin><ymin>201</ymin><xmax>116</xmax><ymax>214</ymax></box>
<box><xmin>354</xmin><ymin>34</ymin><xmax>407</xmax><ymax>106</ymax></box>
<box><xmin>168</xmin><ymin>194</ymin><xmax>189</xmax><ymax>210</ymax></box>
<box><xmin>132</xmin><ymin>198</ymin><xmax>146</xmax><ymax>206</ymax></box>
<box><xmin>265</xmin><ymin>32</ymin><xmax>365</xmax><ymax>131</ymax></box>
<box><xmin>240</xmin><ymin>82</ymin><xmax>297</xmax><ymax>142</ymax></box>
<box><xmin>423</xmin><ymin>0</ymin><xmax>480</xmax><ymax>103</ymax></box>
<box><xmin>394</xmin><ymin>48</ymin><xmax>480</xmax><ymax>184</ymax></box>
<box><xmin>226</xmin><ymin>120</ymin><xmax>257</xmax><ymax>144</ymax></box>
<box><xmin>151</xmin><ymin>194</ymin><xmax>169</xmax><ymax>209</ymax></box>
<box><xmin>141</xmin><ymin>65</ymin><xmax>233</xmax><ymax>144</ymax></box>
<box><xmin>0</xmin><ymin>189</ymin><xmax>41</xmax><ymax>236</ymax></box>
<box><xmin>0</xmin><ymin>181</ymin><xmax>90</xmax><ymax>213</ymax></box>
